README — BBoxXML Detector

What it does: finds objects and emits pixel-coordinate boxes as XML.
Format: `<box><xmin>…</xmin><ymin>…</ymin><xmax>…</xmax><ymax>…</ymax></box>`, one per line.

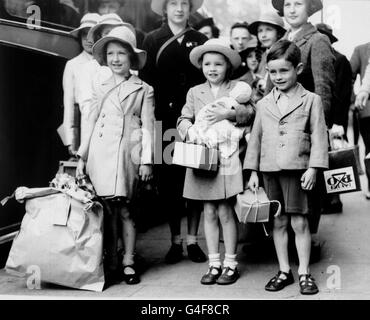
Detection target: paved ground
<box><xmin>0</xmin><ymin>176</ymin><xmax>370</xmax><ymax>300</ymax></box>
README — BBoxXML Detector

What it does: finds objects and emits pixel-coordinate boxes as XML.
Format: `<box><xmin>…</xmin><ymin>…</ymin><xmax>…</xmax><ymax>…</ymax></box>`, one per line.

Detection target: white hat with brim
<box><xmin>93</xmin><ymin>26</ymin><xmax>147</xmax><ymax>70</ymax></box>
<box><xmin>87</xmin><ymin>13</ymin><xmax>135</xmax><ymax>43</ymax></box>
<box><xmin>70</xmin><ymin>13</ymin><xmax>100</xmax><ymax>38</ymax></box>
<box><xmin>272</xmin><ymin>0</ymin><xmax>323</xmax><ymax>17</ymax></box>
<box><xmin>189</xmin><ymin>38</ymin><xmax>241</xmax><ymax>70</ymax></box>
<box><xmin>248</xmin><ymin>10</ymin><xmax>286</xmax><ymax>35</ymax></box>
<box><xmin>151</xmin><ymin>0</ymin><xmax>204</xmax><ymax>16</ymax></box>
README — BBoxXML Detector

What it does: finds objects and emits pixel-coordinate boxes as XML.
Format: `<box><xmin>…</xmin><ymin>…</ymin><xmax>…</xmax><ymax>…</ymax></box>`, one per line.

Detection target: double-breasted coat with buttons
<box><xmin>244</xmin><ymin>84</ymin><xmax>328</xmax><ymax>172</ymax></box>
<box><xmin>77</xmin><ymin>72</ymin><xmax>155</xmax><ymax>199</ymax></box>
<box><xmin>177</xmin><ymin>81</ymin><xmax>256</xmax><ymax>201</ymax></box>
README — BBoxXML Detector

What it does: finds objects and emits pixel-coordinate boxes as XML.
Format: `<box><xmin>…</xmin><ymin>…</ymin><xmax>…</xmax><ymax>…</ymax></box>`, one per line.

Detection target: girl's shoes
<box><xmin>265</xmin><ymin>270</ymin><xmax>294</xmax><ymax>291</ymax></box>
<box><xmin>216</xmin><ymin>267</ymin><xmax>239</xmax><ymax>285</ymax></box>
<box><xmin>200</xmin><ymin>266</ymin><xmax>222</xmax><ymax>285</ymax></box>
<box><xmin>299</xmin><ymin>274</ymin><xmax>319</xmax><ymax>295</ymax></box>
<box><xmin>122</xmin><ymin>265</ymin><xmax>140</xmax><ymax>285</ymax></box>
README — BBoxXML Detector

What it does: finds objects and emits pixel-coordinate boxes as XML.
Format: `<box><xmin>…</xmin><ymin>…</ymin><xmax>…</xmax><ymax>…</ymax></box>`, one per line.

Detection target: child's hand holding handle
<box><xmin>301</xmin><ymin>168</ymin><xmax>317</xmax><ymax>191</ymax></box>
<box><xmin>247</xmin><ymin>170</ymin><xmax>259</xmax><ymax>191</ymax></box>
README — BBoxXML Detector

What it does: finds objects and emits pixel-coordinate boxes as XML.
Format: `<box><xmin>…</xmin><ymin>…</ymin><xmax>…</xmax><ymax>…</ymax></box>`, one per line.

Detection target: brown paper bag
<box><xmin>5</xmin><ymin>192</ymin><xmax>105</xmax><ymax>292</ymax></box>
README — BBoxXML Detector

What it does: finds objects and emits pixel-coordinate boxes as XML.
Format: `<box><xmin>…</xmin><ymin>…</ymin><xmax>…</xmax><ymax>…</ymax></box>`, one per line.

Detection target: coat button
<box><xmin>102</xmin><ymin>113</ymin><xmax>106</xmax><ymax>118</ymax></box>
<box><xmin>101</xmin><ymin>123</ymin><xmax>104</xmax><ymax>128</ymax></box>
<box><xmin>279</xmin><ymin>143</ymin><xmax>285</xmax><ymax>147</ymax></box>
<box><xmin>99</xmin><ymin>133</ymin><xmax>103</xmax><ymax>137</ymax></box>
<box><xmin>279</xmin><ymin>120</ymin><xmax>285</xmax><ymax>125</ymax></box>
<box><xmin>169</xmin><ymin>102</ymin><xmax>173</xmax><ymax>108</ymax></box>
<box><xmin>279</xmin><ymin>130</ymin><xmax>286</xmax><ymax>135</ymax></box>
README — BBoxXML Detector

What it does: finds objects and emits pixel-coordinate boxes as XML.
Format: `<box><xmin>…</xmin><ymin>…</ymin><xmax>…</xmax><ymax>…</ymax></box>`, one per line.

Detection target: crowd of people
<box><xmin>61</xmin><ymin>0</ymin><xmax>370</xmax><ymax>295</ymax></box>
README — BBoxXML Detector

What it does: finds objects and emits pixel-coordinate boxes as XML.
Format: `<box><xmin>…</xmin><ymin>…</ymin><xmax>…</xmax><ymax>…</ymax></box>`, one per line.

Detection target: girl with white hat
<box><xmin>62</xmin><ymin>13</ymin><xmax>100</xmax><ymax>156</ymax></box>
<box><xmin>177</xmin><ymin>39</ymin><xmax>255</xmax><ymax>285</ymax></box>
<box><xmin>248</xmin><ymin>9</ymin><xmax>286</xmax><ymax>81</ymax></box>
<box><xmin>76</xmin><ymin>25</ymin><xmax>155</xmax><ymax>286</ymax></box>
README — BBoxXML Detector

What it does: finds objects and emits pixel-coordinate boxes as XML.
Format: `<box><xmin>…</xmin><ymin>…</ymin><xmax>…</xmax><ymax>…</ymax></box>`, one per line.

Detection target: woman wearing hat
<box><xmin>269</xmin><ymin>0</ymin><xmax>335</xmax><ymax>126</ymax></box>
<box><xmin>177</xmin><ymin>39</ymin><xmax>255</xmax><ymax>285</ymax></box>
<box><xmin>140</xmin><ymin>0</ymin><xmax>209</xmax><ymax>265</ymax></box>
<box><xmin>62</xmin><ymin>13</ymin><xmax>100</xmax><ymax>156</ymax></box>
<box><xmin>76</xmin><ymin>25</ymin><xmax>155</xmax><ymax>286</ymax></box>
<box><xmin>248</xmin><ymin>9</ymin><xmax>286</xmax><ymax>80</ymax></box>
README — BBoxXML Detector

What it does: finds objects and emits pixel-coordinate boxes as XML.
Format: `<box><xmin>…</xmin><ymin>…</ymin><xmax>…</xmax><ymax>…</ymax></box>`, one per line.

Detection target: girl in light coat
<box><xmin>76</xmin><ymin>26</ymin><xmax>155</xmax><ymax>285</ymax></box>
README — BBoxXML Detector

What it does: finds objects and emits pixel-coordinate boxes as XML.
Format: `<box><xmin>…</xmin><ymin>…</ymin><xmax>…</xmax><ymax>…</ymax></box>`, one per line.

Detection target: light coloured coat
<box><xmin>77</xmin><ymin>73</ymin><xmax>155</xmax><ymax>198</ymax></box>
<box><xmin>177</xmin><ymin>80</ymin><xmax>255</xmax><ymax>200</ymax></box>
<box><xmin>244</xmin><ymin>84</ymin><xmax>328</xmax><ymax>172</ymax></box>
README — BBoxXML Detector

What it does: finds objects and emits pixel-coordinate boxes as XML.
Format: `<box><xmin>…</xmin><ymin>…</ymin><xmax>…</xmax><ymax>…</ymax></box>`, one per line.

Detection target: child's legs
<box><xmin>103</xmin><ymin>200</ymin><xmax>119</xmax><ymax>271</ymax></box>
<box><xmin>203</xmin><ymin>201</ymin><xmax>220</xmax><ymax>255</ymax></box>
<box><xmin>118</xmin><ymin>203</ymin><xmax>136</xmax><ymax>266</ymax></box>
<box><xmin>272</xmin><ymin>215</ymin><xmax>290</xmax><ymax>273</ymax></box>
<box><xmin>291</xmin><ymin>214</ymin><xmax>311</xmax><ymax>275</ymax></box>
<box><xmin>187</xmin><ymin>200</ymin><xmax>202</xmax><ymax>236</ymax></box>
<box><xmin>218</xmin><ymin>200</ymin><xmax>237</xmax><ymax>255</ymax></box>
<box><xmin>263</xmin><ymin>172</ymin><xmax>290</xmax><ymax>272</ymax></box>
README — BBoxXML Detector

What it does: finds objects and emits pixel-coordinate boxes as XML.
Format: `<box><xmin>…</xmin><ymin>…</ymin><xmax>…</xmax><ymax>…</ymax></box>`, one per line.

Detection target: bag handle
<box><xmin>156</xmin><ymin>27</ymin><xmax>192</xmax><ymax>66</ymax></box>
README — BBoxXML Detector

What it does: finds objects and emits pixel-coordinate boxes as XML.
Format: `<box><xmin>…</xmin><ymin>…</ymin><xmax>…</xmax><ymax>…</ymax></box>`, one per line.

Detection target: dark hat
<box><xmin>193</xmin><ymin>17</ymin><xmax>215</xmax><ymax>30</ymax></box>
<box><xmin>315</xmin><ymin>23</ymin><xmax>338</xmax><ymax>44</ymax></box>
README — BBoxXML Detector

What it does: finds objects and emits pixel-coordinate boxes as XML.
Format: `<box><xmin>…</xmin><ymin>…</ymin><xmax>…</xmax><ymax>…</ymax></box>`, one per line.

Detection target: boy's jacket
<box><xmin>244</xmin><ymin>84</ymin><xmax>329</xmax><ymax>172</ymax></box>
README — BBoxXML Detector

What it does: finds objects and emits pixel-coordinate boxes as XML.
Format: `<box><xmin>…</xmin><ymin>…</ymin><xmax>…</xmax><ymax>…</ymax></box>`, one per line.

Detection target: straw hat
<box><xmin>189</xmin><ymin>38</ymin><xmax>241</xmax><ymax>70</ymax></box>
<box><xmin>248</xmin><ymin>10</ymin><xmax>286</xmax><ymax>35</ymax></box>
<box><xmin>70</xmin><ymin>13</ymin><xmax>100</xmax><ymax>38</ymax></box>
<box><xmin>315</xmin><ymin>23</ymin><xmax>338</xmax><ymax>44</ymax></box>
<box><xmin>151</xmin><ymin>0</ymin><xmax>204</xmax><ymax>16</ymax></box>
<box><xmin>272</xmin><ymin>0</ymin><xmax>323</xmax><ymax>17</ymax></box>
<box><xmin>92</xmin><ymin>25</ymin><xmax>147</xmax><ymax>70</ymax></box>
<box><xmin>87</xmin><ymin>13</ymin><xmax>135</xmax><ymax>43</ymax></box>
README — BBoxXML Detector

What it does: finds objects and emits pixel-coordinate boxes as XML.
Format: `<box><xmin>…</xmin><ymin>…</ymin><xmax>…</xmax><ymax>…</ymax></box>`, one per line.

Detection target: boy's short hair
<box><xmin>266</xmin><ymin>39</ymin><xmax>301</xmax><ymax>67</ymax></box>
<box><xmin>230</xmin><ymin>21</ymin><xmax>250</xmax><ymax>34</ymax></box>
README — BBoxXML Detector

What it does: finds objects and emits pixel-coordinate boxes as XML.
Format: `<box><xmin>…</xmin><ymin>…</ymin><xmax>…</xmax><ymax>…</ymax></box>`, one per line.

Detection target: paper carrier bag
<box><xmin>4</xmin><ymin>187</ymin><xmax>105</xmax><ymax>292</ymax></box>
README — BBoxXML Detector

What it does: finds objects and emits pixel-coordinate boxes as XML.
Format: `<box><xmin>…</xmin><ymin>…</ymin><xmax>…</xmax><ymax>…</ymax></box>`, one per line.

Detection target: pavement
<box><xmin>0</xmin><ymin>176</ymin><xmax>370</xmax><ymax>300</ymax></box>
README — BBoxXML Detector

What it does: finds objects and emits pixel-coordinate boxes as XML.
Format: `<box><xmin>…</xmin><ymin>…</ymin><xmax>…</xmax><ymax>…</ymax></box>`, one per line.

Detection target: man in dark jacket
<box><xmin>316</xmin><ymin>23</ymin><xmax>353</xmax><ymax>213</ymax></box>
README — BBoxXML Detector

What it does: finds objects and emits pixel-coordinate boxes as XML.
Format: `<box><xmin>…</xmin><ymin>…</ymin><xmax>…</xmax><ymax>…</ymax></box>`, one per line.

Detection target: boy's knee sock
<box><xmin>208</xmin><ymin>253</ymin><xmax>221</xmax><ymax>270</ymax></box>
<box><xmin>186</xmin><ymin>234</ymin><xmax>197</xmax><ymax>246</ymax></box>
<box><xmin>223</xmin><ymin>253</ymin><xmax>238</xmax><ymax>270</ymax></box>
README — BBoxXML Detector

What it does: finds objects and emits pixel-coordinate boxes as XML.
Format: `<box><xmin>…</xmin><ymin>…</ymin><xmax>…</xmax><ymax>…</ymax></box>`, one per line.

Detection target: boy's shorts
<box><xmin>262</xmin><ymin>170</ymin><xmax>309</xmax><ymax>215</ymax></box>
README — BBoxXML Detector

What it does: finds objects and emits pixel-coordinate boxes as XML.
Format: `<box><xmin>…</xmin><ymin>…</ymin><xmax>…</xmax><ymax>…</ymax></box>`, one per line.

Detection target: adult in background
<box><xmin>140</xmin><ymin>0</ymin><xmax>208</xmax><ymax>265</ymax></box>
<box><xmin>62</xmin><ymin>13</ymin><xmax>101</xmax><ymax>157</ymax></box>
<box><xmin>316</xmin><ymin>23</ymin><xmax>353</xmax><ymax>212</ymax></box>
<box><xmin>93</xmin><ymin>0</ymin><xmax>146</xmax><ymax>48</ymax></box>
<box><xmin>193</xmin><ymin>17</ymin><xmax>220</xmax><ymax>39</ymax></box>
<box><xmin>353</xmin><ymin>44</ymin><xmax>370</xmax><ymax>200</ymax></box>
<box><xmin>141</xmin><ymin>0</ymin><xmax>253</xmax><ymax>264</ymax></box>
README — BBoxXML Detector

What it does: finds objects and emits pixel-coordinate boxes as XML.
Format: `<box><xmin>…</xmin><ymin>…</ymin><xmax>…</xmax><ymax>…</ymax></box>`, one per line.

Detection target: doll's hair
<box><xmin>101</xmin><ymin>40</ymin><xmax>139</xmax><ymax>67</ymax></box>
<box><xmin>267</xmin><ymin>39</ymin><xmax>301</xmax><ymax>67</ymax></box>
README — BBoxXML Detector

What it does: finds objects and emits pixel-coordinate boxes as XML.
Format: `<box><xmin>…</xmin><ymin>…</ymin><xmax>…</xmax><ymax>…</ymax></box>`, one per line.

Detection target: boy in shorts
<box><xmin>244</xmin><ymin>40</ymin><xmax>328</xmax><ymax>295</ymax></box>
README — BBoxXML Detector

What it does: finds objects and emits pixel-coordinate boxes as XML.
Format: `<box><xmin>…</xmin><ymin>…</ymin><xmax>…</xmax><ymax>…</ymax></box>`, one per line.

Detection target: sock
<box><xmin>223</xmin><ymin>253</ymin><xmax>238</xmax><ymax>270</ymax></box>
<box><xmin>172</xmin><ymin>235</ymin><xmax>182</xmax><ymax>245</ymax></box>
<box><xmin>208</xmin><ymin>253</ymin><xmax>221</xmax><ymax>272</ymax></box>
<box><xmin>122</xmin><ymin>253</ymin><xmax>135</xmax><ymax>266</ymax></box>
<box><xmin>186</xmin><ymin>234</ymin><xmax>197</xmax><ymax>246</ymax></box>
